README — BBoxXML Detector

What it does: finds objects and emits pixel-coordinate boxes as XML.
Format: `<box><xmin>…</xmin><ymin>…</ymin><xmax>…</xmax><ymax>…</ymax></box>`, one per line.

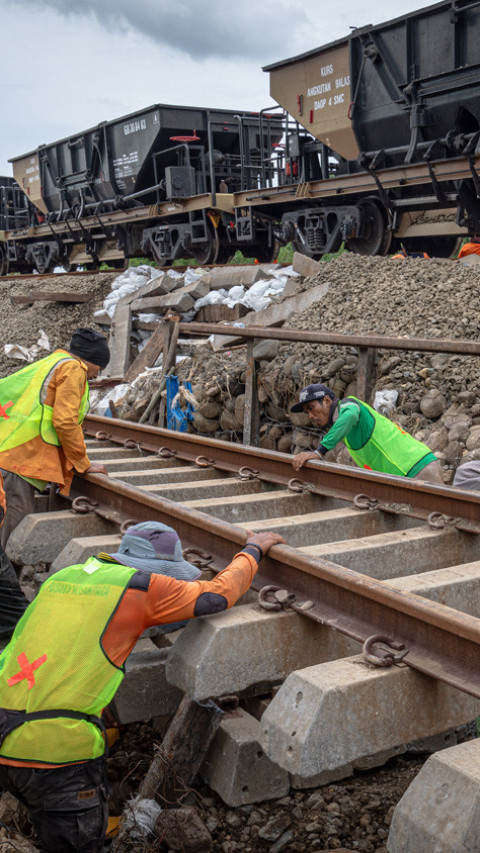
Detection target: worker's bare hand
<box><xmin>84</xmin><ymin>463</ymin><xmax>109</xmax><ymax>475</ymax></box>
<box><xmin>292</xmin><ymin>451</ymin><xmax>318</xmax><ymax>471</ymax></box>
<box><xmin>245</xmin><ymin>530</ymin><xmax>285</xmax><ymax>553</ymax></box>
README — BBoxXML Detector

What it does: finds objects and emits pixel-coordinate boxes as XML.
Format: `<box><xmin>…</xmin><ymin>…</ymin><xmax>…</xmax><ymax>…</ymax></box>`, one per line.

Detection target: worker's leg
<box><xmin>0</xmin><ymin>758</ymin><xmax>109</xmax><ymax>853</ymax></box>
<box><xmin>412</xmin><ymin>459</ymin><xmax>444</xmax><ymax>485</ymax></box>
<box><xmin>0</xmin><ymin>539</ymin><xmax>28</xmax><ymax>642</ymax></box>
<box><xmin>0</xmin><ymin>470</ymin><xmax>36</xmax><ymax>549</ymax></box>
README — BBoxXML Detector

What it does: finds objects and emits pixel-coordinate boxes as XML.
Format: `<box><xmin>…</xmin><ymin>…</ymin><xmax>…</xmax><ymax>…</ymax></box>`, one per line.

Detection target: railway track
<box><xmin>8</xmin><ymin>415</ymin><xmax>480</xmax><ymax>835</ymax></box>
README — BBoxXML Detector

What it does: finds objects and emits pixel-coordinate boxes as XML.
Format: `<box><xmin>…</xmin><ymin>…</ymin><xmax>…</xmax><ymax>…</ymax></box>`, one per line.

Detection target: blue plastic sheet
<box><xmin>166</xmin><ymin>375</ymin><xmax>194</xmax><ymax>431</ymax></box>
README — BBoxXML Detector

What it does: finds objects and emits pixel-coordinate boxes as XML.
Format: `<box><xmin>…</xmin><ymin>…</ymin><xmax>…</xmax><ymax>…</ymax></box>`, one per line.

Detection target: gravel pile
<box><xmin>0</xmin><ymin>273</ymin><xmax>117</xmax><ymax>378</ymax></box>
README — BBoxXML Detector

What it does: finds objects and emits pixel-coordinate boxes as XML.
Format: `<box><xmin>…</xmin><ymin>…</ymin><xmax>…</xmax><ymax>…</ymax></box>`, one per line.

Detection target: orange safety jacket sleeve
<box><xmin>103</xmin><ymin>550</ymin><xmax>259</xmax><ymax>667</ymax></box>
<box><xmin>49</xmin><ymin>356</ymin><xmax>91</xmax><ymax>473</ymax></box>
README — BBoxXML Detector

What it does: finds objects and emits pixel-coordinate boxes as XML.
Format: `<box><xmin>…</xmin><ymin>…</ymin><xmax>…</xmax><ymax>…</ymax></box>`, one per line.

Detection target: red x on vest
<box><xmin>8</xmin><ymin>653</ymin><xmax>48</xmax><ymax>690</ymax></box>
<box><xmin>0</xmin><ymin>401</ymin><xmax>13</xmax><ymax>420</ymax></box>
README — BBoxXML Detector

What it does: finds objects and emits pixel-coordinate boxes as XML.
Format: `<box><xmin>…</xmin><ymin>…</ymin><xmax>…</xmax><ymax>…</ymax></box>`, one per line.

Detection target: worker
<box><xmin>452</xmin><ymin>461</ymin><xmax>480</xmax><ymax>490</ymax></box>
<box><xmin>457</xmin><ymin>237</ymin><xmax>480</xmax><ymax>259</ymax></box>
<box><xmin>0</xmin><ymin>521</ymin><xmax>284</xmax><ymax>853</ymax></box>
<box><xmin>291</xmin><ymin>383</ymin><xmax>443</xmax><ymax>483</ymax></box>
<box><xmin>0</xmin><ymin>328</ymin><xmax>110</xmax><ymax>549</ymax></box>
<box><xmin>0</xmin><ymin>473</ymin><xmax>27</xmax><ymax>643</ymax></box>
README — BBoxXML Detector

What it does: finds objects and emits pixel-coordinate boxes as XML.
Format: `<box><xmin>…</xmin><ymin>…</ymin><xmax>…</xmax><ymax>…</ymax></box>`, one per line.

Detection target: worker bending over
<box><xmin>0</xmin><ymin>328</ymin><xmax>110</xmax><ymax>548</ymax></box>
<box><xmin>0</xmin><ymin>521</ymin><xmax>284</xmax><ymax>853</ymax></box>
<box><xmin>291</xmin><ymin>383</ymin><xmax>443</xmax><ymax>483</ymax></box>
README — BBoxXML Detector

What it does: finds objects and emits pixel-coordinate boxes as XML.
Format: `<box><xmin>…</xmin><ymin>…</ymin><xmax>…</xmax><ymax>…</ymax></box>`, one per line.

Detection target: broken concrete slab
<box><xmin>292</xmin><ymin>251</ymin><xmax>322</xmax><ymax>277</ymax></box>
<box><xmin>201</xmin><ymin>266</ymin><xmax>267</xmax><ymax>290</ymax></box>
<box><xmin>131</xmin><ymin>278</ymin><xmax>209</xmax><ymax>313</ymax></box>
<box><xmin>259</xmin><ymin>656</ymin><xmax>478</xmax><ymax>778</ymax></box>
<box><xmin>111</xmin><ymin>644</ymin><xmax>183</xmax><ymax>724</ymax></box>
<box><xmin>166</xmin><ymin>604</ymin><xmax>360</xmax><ymax>701</ymax></box>
<box><xmin>6</xmin><ymin>511</ymin><xmax>116</xmax><ymax>566</ymax></box>
<box><xmin>105</xmin><ymin>303</ymin><xmax>132</xmax><ymax>378</ymax></box>
<box><xmin>388</xmin><ymin>739</ymin><xmax>480</xmax><ymax>853</ymax></box>
<box><xmin>201</xmin><ymin>707</ymin><xmax>289</xmax><ymax>806</ymax></box>
<box><xmin>212</xmin><ymin>281</ymin><xmax>330</xmax><ymax>349</ymax></box>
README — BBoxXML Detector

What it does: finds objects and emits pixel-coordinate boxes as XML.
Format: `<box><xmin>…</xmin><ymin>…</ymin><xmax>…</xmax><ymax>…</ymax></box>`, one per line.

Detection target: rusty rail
<box><xmin>74</xmin><ymin>442</ymin><xmax>480</xmax><ymax>700</ymax></box>
<box><xmin>84</xmin><ymin>415</ymin><xmax>480</xmax><ymax>532</ymax></box>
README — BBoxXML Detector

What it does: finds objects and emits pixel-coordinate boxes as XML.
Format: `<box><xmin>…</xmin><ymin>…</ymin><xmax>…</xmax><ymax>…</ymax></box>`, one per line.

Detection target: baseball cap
<box><xmin>107</xmin><ymin>521</ymin><xmax>201</xmax><ymax>580</ymax></box>
<box><xmin>290</xmin><ymin>383</ymin><xmax>336</xmax><ymax>413</ymax></box>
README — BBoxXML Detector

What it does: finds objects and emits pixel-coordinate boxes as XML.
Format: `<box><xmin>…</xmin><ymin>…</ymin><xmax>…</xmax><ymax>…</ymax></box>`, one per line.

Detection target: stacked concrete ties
<box><xmin>7</xmin><ymin>434</ymin><xmax>480</xmax><ymax>853</ymax></box>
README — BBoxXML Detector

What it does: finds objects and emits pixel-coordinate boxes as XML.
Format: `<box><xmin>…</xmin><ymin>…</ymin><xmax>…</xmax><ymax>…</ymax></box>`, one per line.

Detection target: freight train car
<box><xmin>0</xmin><ymin>104</ymin><xmax>283</xmax><ymax>274</ymax></box>
<box><xmin>234</xmin><ymin>0</ymin><xmax>480</xmax><ymax>259</ymax></box>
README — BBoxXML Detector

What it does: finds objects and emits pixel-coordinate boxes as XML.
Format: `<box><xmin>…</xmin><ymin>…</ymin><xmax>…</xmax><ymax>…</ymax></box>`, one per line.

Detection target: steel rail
<box><xmin>84</xmin><ymin>415</ymin><xmax>480</xmax><ymax>532</ymax></box>
<box><xmin>177</xmin><ymin>322</ymin><xmax>480</xmax><ymax>356</ymax></box>
<box><xmin>72</xmin><ymin>462</ymin><xmax>480</xmax><ymax>699</ymax></box>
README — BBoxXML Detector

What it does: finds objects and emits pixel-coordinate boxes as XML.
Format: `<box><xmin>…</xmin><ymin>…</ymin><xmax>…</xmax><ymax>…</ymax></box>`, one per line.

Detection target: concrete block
<box><xmin>6</xmin><ymin>511</ymin><xmax>116</xmax><ymax>566</ymax></box>
<box><xmin>212</xmin><ymin>281</ymin><xmax>330</xmax><ymax>349</ymax></box>
<box><xmin>131</xmin><ymin>278</ymin><xmax>208</xmax><ymax>313</ymax></box>
<box><xmin>142</xmin><ymin>476</ymin><xmax>265</xmax><ymax>501</ymax></box>
<box><xmin>259</xmin><ymin>656</ymin><xmax>479</xmax><ymax>777</ymax></box>
<box><xmin>109</xmin><ymin>466</ymin><xmax>219</xmax><ymax>486</ymax></box>
<box><xmin>166</xmin><ymin>604</ymin><xmax>359</xmax><ymax>701</ymax></box>
<box><xmin>301</xmin><ymin>526</ymin><xmax>480</xmax><ymax>579</ymax></box>
<box><xmin>185</xmin><ymin>489</ymin><xmax>336</xmax><ymax>523</ymax></box>
<box><xmin>202</xmin><ymin>266</ymin><xmax>267</xmax><ymax>290</ymax></box>
<box><xmin>51</xmin><ymin>534</ymin><xmax>122</xmax><ymax>573</ymax></box>
<box><xmin>389</xmin><ymin>559</ymin><xmax>480</xmax><ymax>617</ymax></box>
<box><xmin>111</xmin><ymin>645</ymin><xmax>183</xmax><ymax>724</ymax></box>
<box><xmin>292</xmin><ymin>251</ymin><xmax>321</xmax><ymax>277</ymax></box>
<box><xmin>201</xmin><ymin>708</ymin><xmax>289</xmax><ymax>806</ymax></box>
<box><xmin>237</xmin><ymin>508</ymin><xmax>414</xmax><ymax>548</ymax></box>
<box><xmin>388</xmin><ymin>740</ymin><xmax>480</xmax><ymax>853</ymax></box>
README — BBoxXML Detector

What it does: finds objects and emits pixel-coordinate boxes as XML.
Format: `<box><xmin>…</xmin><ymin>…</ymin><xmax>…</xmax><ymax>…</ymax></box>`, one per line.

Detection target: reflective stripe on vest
<box><xmin>0</xmin><ymin>352</ymin><xmax>89</xmax><ymax>453</ymax></box>
<box><xmin>0</xmin><ymin>557</ymin><xmax>136</xmax><ymax>764</ymax></box>
<box><xmin>342</xmin><ymin>396</ymin><xmax>431</xmax><ymax>476</ymax></box>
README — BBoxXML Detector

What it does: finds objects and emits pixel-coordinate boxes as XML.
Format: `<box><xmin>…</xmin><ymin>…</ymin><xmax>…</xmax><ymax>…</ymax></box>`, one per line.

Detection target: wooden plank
<box><xmin>356</xmin><ymin>346</ymin><xmax>377</xmax><ymax>403</ymax></box>
<box><xmin>11</xmin><ymin>292</ymin><xmax>94</xmax><ymax>304</ymax></box>
<box><xmin>243</xmin><ymin>338</ymin><xmax>260</xmax><ymax>446</ymax></box>
<box><xmin>106</xmin><ymin>304</ymin><xmax>132</xmax><ymax>379</ymax></box>
<box><xmin>124</xmin><ymin>322</ymin><xmax>165</xmax><ymax>383</ymax></box>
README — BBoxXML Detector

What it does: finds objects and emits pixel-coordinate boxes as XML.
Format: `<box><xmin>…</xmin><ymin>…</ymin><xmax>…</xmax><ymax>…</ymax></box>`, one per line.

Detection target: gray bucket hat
<box><xmin>107</xmin><ymin>521</ymin><xmax>201</xmax><ymax>580</ymax></box>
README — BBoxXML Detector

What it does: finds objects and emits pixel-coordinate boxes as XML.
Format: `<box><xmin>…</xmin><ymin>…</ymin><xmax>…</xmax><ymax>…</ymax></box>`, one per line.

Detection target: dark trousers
<box><xmin>0</xmin><ymin>758</ymin><xmax>109</xmax><ymax>853</ymax></box>
<box><xmin>0</xmin><ymin>537</ymin><xmax>28</xmax><ymax>641</ymax></box>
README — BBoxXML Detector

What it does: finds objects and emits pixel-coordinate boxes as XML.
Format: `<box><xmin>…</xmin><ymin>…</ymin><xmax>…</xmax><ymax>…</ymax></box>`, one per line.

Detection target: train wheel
<box><xmin>253</xmin><ymin>239</ymin><xmax>280</xmax><ymax>263</ymax></box>
<box><xmin>191</xmin><ymin>224</ymin><xmax>220</xmax><ymax>265</ymax></box>
<box><xmin>401</xmin><ymin>236</ymin><xmax>462</xmax><ymax>259</ymax></box>
<box><xmin>0</xmin><ymin>246</ymin><xmax>8</xmax><ymax>276</ymax></box>
<box><xmin>347</xmin><ymin>198</ymin><xmax>391</xmax><ymax>256</ymax></box>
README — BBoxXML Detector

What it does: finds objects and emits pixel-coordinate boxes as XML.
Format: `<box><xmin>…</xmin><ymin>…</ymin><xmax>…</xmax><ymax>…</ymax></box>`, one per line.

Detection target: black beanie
<box><xmin>69</xmin><ymin>327</ymin><xmax>110</xmax><ymax>369</ymax></box>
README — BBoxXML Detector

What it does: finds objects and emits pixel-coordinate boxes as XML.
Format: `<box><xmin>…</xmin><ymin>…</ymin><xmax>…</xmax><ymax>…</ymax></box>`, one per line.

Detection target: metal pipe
<box><xmin>177</xmin><ymin>322</ymin><xmax>480</xmax><ymax>356</ymax></box>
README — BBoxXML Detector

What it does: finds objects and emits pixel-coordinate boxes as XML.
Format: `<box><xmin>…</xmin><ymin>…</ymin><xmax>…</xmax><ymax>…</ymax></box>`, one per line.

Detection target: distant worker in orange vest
<box><xmin>457</xmin><ymin>236</ymin><xmax>480</xmax><ymax>259</ymax></box>
<box><xmin>0</xmin><ymin>328</ymin><xmax>110</xmax><ymax>550</ymax></box>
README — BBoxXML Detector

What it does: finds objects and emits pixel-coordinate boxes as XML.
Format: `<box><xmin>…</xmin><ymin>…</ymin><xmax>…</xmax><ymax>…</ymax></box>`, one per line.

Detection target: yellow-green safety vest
<box><xmin>0</xmin><ymin>558</ymin><xmax>136</xmax><ymax>765</ymax></box>
<box><xmin>0</xmin><ymin>351</ymin><xmax>90</xmax><ymax>453</ymax></box>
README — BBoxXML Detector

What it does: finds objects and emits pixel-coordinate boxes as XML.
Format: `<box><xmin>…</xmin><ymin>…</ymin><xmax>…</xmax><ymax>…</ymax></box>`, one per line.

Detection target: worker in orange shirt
<box><xmin>457</xmin><ymin>237</ymin><xmax>480</xmax><ymax>259</ymax></box>
<box><xmin>0</xmin><ymin>473</ymin><xmax>27</xmax><ymax>642</ymax></box>
<box><xmin>0</xmin><ymin>521</ymin><xmax>285</xmax><ymax>853</ymax></box>
<box><xmin>0</xmin><ymin>328</ymin><xmax>110</xmax><ymax>549</ymax></box>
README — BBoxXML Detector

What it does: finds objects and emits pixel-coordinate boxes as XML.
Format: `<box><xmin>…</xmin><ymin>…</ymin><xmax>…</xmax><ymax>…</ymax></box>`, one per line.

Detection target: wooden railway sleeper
<box><xmin>362</xmin><ymin>634</ymin><xmax>409</xmax><ymax>667</ymax></box>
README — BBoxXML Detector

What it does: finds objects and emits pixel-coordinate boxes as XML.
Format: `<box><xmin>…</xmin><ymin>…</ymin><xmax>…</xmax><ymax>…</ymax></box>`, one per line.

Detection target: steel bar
<box><xmin>177</xmin><ymin>323</ymin><xmax>480</xmax><ymax>356</ymax></box>
<box><xmin>71</xmin><ymin>468</ymin><xmax>480</xmax><ymax>699</ymax></box>
<box><xmin>84</xmin><ymin>415</ymin><xmax>480</xmax><ymax>532</ymax></box>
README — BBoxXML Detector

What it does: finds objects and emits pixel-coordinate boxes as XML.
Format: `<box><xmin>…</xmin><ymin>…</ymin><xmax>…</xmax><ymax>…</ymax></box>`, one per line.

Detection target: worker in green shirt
<box><xmin>291</xmin><ymin>383</ymin><xmax>443</xmax><ymax>484</ymax></box>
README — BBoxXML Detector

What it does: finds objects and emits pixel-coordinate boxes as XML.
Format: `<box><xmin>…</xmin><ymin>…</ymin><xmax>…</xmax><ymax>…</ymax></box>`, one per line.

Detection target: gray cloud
<box><xmin>5</xmin><ymin>0</ymin><xmax>311</xmax><ymax>60</ymax></box>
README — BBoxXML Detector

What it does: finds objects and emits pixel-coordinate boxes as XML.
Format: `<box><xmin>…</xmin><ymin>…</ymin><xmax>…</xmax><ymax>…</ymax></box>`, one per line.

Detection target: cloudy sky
<box><xmin>1</xmin><ymin>0</ymin><xmax>430</xmax><ymax>174</ymax></box>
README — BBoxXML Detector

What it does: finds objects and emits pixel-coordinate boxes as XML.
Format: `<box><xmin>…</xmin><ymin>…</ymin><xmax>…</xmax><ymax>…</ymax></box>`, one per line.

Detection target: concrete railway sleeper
<box><xmin>6</xmin><ymin>424</ymin><xmax>480</xmax><ymax>849</ymax></box>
